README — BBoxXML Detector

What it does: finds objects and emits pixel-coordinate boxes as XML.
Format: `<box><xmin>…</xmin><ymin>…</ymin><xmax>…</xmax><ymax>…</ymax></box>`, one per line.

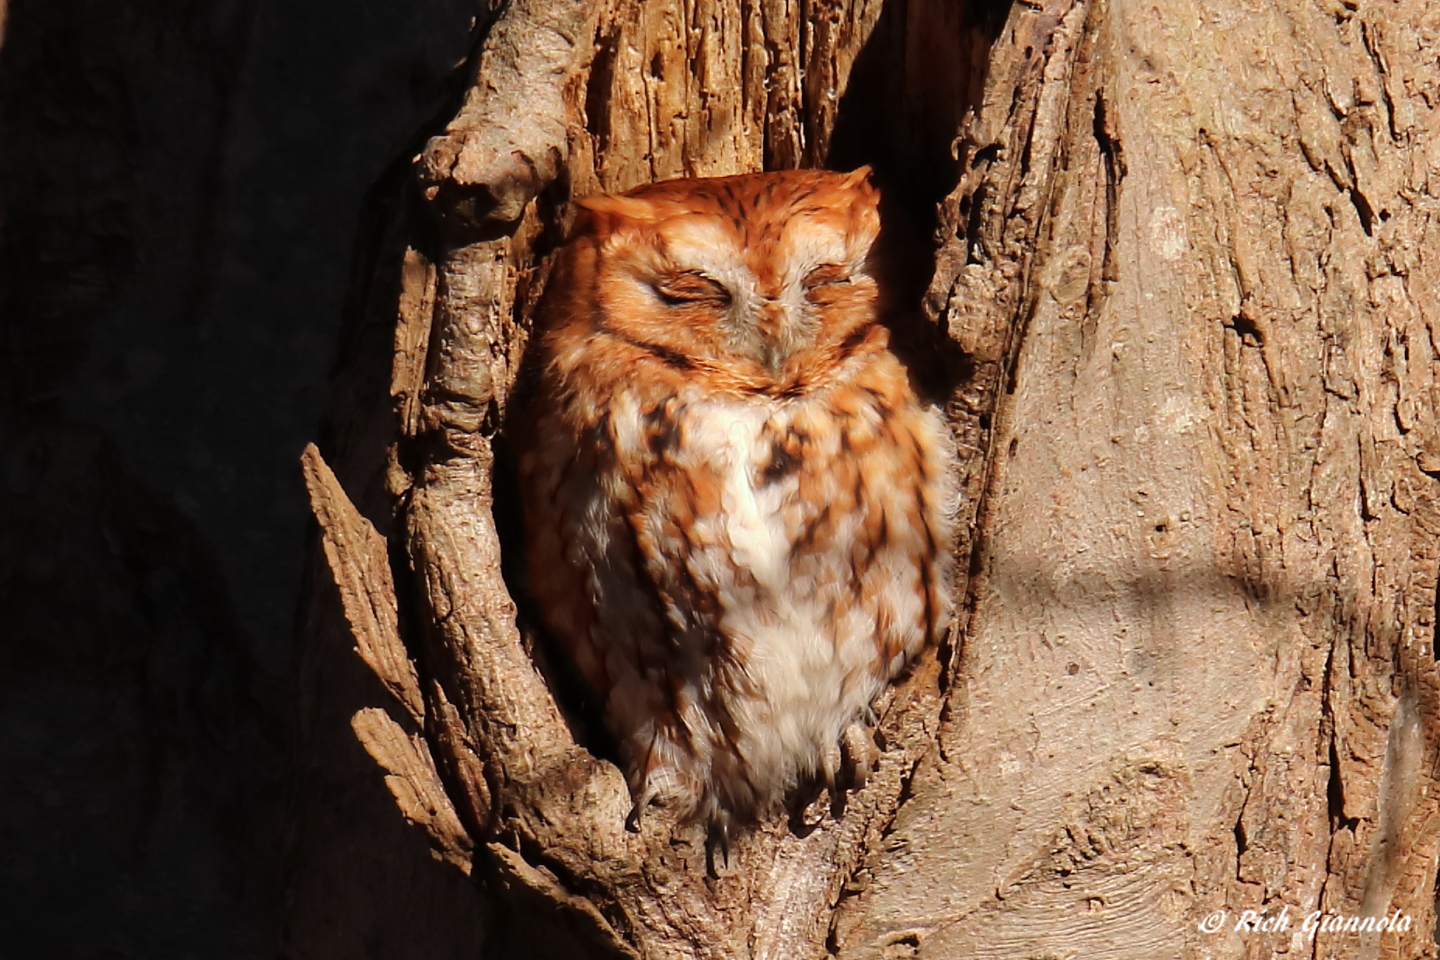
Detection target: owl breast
<box><xmin>517</xmin><ymin>168</ymin><xmax>953</xmax><ymax>830</ymax></box>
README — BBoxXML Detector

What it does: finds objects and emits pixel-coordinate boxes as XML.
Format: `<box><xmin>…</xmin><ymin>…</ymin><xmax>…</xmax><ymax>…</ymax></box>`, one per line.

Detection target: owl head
<box><xmin>550</xmin><ymin>168</ymin><xmax>889</xmax><ymax>393</ymax></box>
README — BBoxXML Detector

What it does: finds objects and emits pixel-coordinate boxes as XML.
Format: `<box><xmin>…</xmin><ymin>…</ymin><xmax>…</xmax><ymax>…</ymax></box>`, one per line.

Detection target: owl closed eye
<box><xmin>653</xmin><ymin>271</ymin><xmax>731</xmax><ymax>306</ymax></box>
<box><xmin>517</xmin><ymin>167</ymin><xmax>954</xmax><ymax>839</ymax></box>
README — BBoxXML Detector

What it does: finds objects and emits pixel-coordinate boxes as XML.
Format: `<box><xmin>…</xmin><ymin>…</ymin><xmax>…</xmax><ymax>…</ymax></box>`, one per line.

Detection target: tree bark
<box><xmin>284</xmin><ymin>0</ymin><xmax>1440</xmax><ymax>957</ymax></box>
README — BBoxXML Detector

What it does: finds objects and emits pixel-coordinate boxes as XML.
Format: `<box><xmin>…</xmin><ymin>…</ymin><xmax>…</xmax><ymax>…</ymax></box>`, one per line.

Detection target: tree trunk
<box><xmin>283</xmin><ymin>0</ymin><xmax>1440</xmax><ymax>957</ymax></box>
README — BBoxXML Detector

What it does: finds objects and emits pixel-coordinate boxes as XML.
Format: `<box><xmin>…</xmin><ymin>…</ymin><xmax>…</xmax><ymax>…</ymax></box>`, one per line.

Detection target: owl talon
<box><xmin>841</xmin><ymin>722</ymin><xmax>879</xmax><ymax>792</ymax></box>
<box><xmin>705</xmin><ymin>819</ymin><xmax>732</xmax><ymax>878</ymax></box>
<box><xmin>820</xmin><ymin>741</ymin><xmax>842</xmax><ymax>791</ymax></box>
<box><xmin>625</xmin><ymin>785</ymin><xmax>660</xmax><ymax>832</ymax></box>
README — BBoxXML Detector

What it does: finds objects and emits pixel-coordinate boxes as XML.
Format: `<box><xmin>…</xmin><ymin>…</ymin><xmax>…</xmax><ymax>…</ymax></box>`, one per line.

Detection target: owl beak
<box><xmin>755</xmin><ymin>301</ymin><xmax>800</xmax><ymax>376</ymax></box>
<box><xmin>759</xmin><ymin>343</ymin><xmax>784</xmax><ymax>377</ymax></box>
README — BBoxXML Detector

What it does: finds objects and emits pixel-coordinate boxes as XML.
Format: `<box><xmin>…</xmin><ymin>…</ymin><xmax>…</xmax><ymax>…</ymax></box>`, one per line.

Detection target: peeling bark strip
<box><xmin>301</xmin><ymin>443</ymin><xmax>424</xmax><ymax>725</ymax></box>
<box><xmin>286</xmin><ymin>0</ymin><xmax>1440</xmax><ymax>956</ymax></box>
<box><xmin>351</xmin><ymin>707</ymin><xmax>475</xmax><ymax>873</ymax></box>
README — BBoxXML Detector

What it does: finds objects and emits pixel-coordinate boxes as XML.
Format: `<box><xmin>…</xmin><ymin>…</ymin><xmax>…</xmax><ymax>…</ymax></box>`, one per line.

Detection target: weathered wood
<box><xmin>288</xmin><ymin>0</ymin><xmax>1440</xmax><ymax>956</ymax></box>
<box><xmin>301</xmin><ymin>443</ymin><xmax>424</xmax><ymax>726</ymax></box>
<box><xmin>417</xmin><ymin>0</ymin><xmax>602</xmax><ymax>227</ymax></box>
<box><xmin>834</xmin><ymin>0</ymin><xmax>1440</xmax><ymax>957</ymax></box>
<box><xmin>351</xmin><ymin>706</ymin><xmax>474</xmax><ymax>872</ymax></box>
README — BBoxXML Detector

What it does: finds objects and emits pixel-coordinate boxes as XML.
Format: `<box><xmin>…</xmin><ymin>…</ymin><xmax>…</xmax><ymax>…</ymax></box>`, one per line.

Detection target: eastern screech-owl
<box><xmin>517</xmin><ymin>168</ymin><xmax>953</xmax><ymax>835</ymax></box>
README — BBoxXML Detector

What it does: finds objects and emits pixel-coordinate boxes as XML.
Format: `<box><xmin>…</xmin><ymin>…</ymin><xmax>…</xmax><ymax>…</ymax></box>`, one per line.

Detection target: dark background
<box><xmin>0</xmin><ymin>0</ymin><xmax>476</xmax><ymax>954</ymax></box>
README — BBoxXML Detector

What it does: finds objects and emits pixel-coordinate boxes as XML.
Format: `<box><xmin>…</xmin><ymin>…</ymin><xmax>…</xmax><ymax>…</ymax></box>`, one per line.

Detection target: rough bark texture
<box><xmin>288</xmin><ymin>0</ymin><xmax>1440</xmax><ymax>957</ymax></box>
<box><xmin>831</xmin><ymin>1</ymin><xmax>1440</xmax><ymax>957</ymax></box>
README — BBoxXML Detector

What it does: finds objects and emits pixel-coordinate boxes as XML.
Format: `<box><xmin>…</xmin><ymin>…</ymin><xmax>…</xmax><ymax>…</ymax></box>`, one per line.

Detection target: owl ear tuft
<box><xmin>840</xmin><ymin>165</ymin><xmax>881</xmax><ymax>215</ymax></box>
<box><xmin>573</xmin><ymin>193</ymin><xmax>659</xmax><ymax>235</ymax></box>
<box><xmin>842</xmin><ymin>165</ymin><xmax>875</xmax><ymax>189</ymax></box>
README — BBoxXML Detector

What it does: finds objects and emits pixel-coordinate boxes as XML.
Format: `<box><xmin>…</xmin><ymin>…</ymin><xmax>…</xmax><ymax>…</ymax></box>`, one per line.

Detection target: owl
<box><xmin>516</xmin><ymin>168</ymin><xmax>953</xmax><ymax>838</ymax></box>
